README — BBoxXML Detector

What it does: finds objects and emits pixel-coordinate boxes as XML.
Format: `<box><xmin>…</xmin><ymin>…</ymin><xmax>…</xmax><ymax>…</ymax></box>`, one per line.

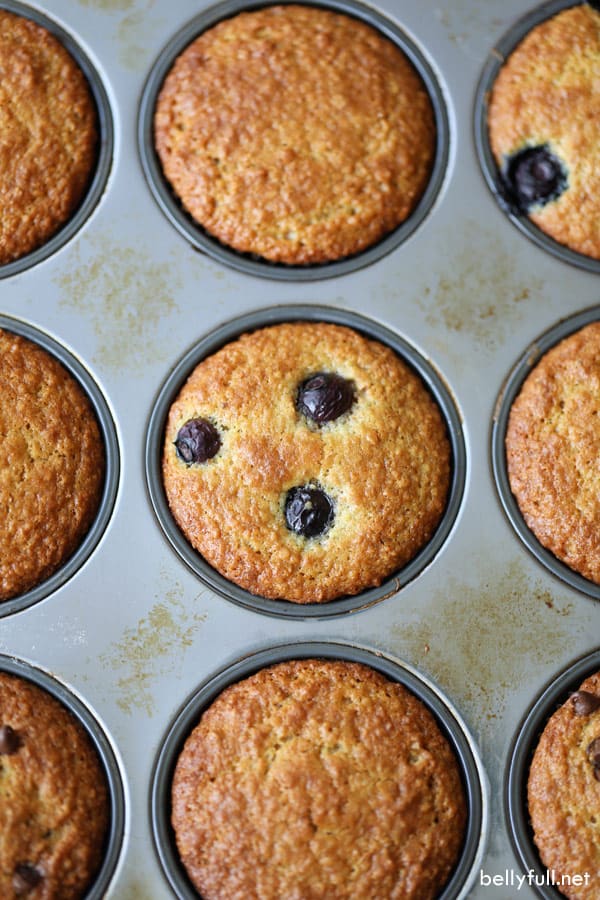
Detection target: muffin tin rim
<box><xmin>137</xmin><ymin>0</ymin><xmax>452</xmax><ymax>282</ymax></box>
<box><xmin>150</xmin><ymin>639</ymin><xmax>490</xmax><ymax>900</ymax></box>
<box><xmin>0</xmin><ymin>652</ymin><xmax>127</xmax><ymax>899</ymax></box>
<box><xmin>473</xmin><ymin>0</ymin><xmax>600</xmax><ymax>275</ymax></box>
<box><xmin>491</xmin><ymin>303</ymin><xmax>600</xmax><ymax>602</ymax></box>
<box><xmin>505</xmin><ymin>646</ymin><xmax>600</xmax><ymax>899</ymax></box>
<box><xmin>144</xmin><ymin>302</ymin><xmax>468</xmax><ymax>620</ymax></box>
<box><xmin>0</xmin><ymin>0</ymin><xmax>114</xmax><ymax>280</ymax></box>
<box><xmin>0</xmin><ymin>313</ymin><xmax>121</xmax><ymax>619</ymax></box>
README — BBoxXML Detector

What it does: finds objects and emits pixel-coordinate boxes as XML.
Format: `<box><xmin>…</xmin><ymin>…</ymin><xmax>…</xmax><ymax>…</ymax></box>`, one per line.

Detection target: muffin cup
<box><xmin>506</xmin><ymin>647</ymin><xmax>600</xmax><ymax>899</ymax></box>
<box><xmin>145</xmin><ymin>304</ymin><xmax>466</xmax><ymax>619</ymax></box>
<box><xmin>0</xmin><ymin>0</ymin><xmax>113</xmax><ymax>279</ymax></box>
<box><xmin>0</xmin><ymin>653</ymin><xmax>126</xmax><ymax>898</ymax></box>
<box><xmin>473</xmin><ymin>0</ymin><xmax>600</xmax><ymax>274</ymax></box>
<box><xmin>151</xmin><ymin>640</ymin><xmax>489</xmax><ymax>900</ymax></box>
<box><xmin>491</xmin><ymin>304</ymin><xmax>600</xmax><ymax>601</ymax></box>
<box><xmin>0</xmin><ymin>315</ymin><xmax>120</xmax><ymax>618</ymax></box>
<box><xmin>138</xmin><ymin>0</ymin><xmax>450</xmax><ymax>281</ymax></box>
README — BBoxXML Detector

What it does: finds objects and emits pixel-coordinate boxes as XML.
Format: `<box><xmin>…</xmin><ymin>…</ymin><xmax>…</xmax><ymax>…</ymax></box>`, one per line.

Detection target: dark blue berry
<box><xmin>174</xmin><ymin>418</ymin><xmax>221</xmax><ymax>464</ymax></box>
<box><xmin>285</xmin><ymin>486</ymin><xmax>334</xmax><ymax>538</ymax></box>
<box><xmin>296</xmin><ymin>372</ymin><xmax>355</xmax><ymax>424</ymax></box>
<box><xmin>503</xmin><ymin>145</ymin><xmax>567</xmax><ymax>212</ymax></box>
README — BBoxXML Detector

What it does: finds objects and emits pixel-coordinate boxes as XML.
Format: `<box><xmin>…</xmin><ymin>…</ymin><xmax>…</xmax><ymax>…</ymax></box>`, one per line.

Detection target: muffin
<box><xmin>0</xmin><ymin>670</ymin><xmax>109</xmax><ymax>899</ymax></box>
<box><xmin>0</xmin><ymin>328</ymin><xmax>105</xmax><ymax>601</ymax></box>
<box><xmin>528</xmin><ymin>669</ymin><xmax>600</xmax><ymax>900</ymax></box>
<box><xmin>487</xmin><ymin>4</ymin><xmax>600</xmax><ymax>259</ymax></box>
<box><xmin>505</xmin><ymin>321</ymin><xmax>600</xmax><ymax>585</ymax></box>
<box><xmin>162</xmin><ymin>321</ymin><xmax>451</xmax><ymax>603</ymax></box>
<box><xmin>0</xmin><ymin>9</ymin><xmax>98</xmax><ymax>265</ymax></box>
<box><xmin>171</xmin><ymin>658</ymin><xmax>467</xmax><ymax>900</ymax></box>
<box><xmin>153</xmin><ymin>4</ymin><xmax>436</xmax><ymax>265</ymax></box>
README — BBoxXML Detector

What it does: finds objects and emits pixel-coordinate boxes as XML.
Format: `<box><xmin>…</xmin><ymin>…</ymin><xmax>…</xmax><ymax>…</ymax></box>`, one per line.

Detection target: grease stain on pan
<box><xmin>389</xmin><ymin>557</ymin><xmax>588</xmax><ymax>738</ymax></box>
<box><xmin>116</xmin><ymin>8</ymin><xmax>167</xmax><ymax>71</ymax></box>
<box><xmin>56</xmin><ymin>236</ymin><xmax>180</xmax><ymax>374</ymax></box>
<box><xmin>76</xmin><ymin>0</ymin><xmax>137</xmax><ymax>10</ymax></box>
<box><xmin>98</xmin><ymin>578</ymin><xmax>208</xmax><ymax>716</ymax></box>
<box><xmin>414</xmin><ymin>220</ymin><xmax>543</xmax><ymax>351</ymax></box>
<box><xmin>434</xmin><ymin>3</ymin><xmax>505</xmax><ymax>60</ymax></box>
<box><xmin>115</xmin><ymin>877</ymin><xmax>156</xmax><ymax>899</ymax></box>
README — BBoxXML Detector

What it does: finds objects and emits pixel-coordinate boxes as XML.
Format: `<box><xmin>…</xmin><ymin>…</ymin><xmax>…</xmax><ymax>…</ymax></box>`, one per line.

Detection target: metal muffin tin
<box><xmin>145</xmin><ymin>303</ymin><xmax>467</xmax><ymax>618</ymax></box>
<box><xmin>137</xmin><ymin>0</ymin><xmax>450</xmax><ymax>281</ymax></box>
<box><xmin>0</xmin><ymin>0</ymin><xmax>114</xmax><ymax>280</ymax></box>
<box><xmin>151</xmin><ymin>641</ymin><xmax>489</xmax><ymax>900</ymax></box>
<box><xmin>492</xmin><ymin>304</ymin><xmax>600</xmax><ymax>602</ymax></box>
<box><xmin>1</xmin><ymin>0</ymin><xmax>600</xmax><ymax>897</ymax></box>
<box><xmin>0</xmin><ymin>653</ymin><xmax>126</xmax><ymax>898</ymax></box>
<box><xmin>506</xmin><ymin>647</ymin><xmax>600</xmax><ymax>899</ymax></box>
<box><xmin>474</xmin><ymin>0</ymin><xmax>600</xmax><ymax>275</ymax></box>
<box><xmin>0</xmin><ymin>314</ymin><xmax>120</xmax><ymax>619</ymax></box>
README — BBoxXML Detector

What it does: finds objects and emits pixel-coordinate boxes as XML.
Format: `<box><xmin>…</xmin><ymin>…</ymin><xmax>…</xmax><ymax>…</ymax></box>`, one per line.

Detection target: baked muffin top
<box><xmin>172</xmin><ymin>658</ymin><xmax>467</xmax><ymax>900</ymax></box>
<box><xmin>488</xmin><ymin>4</ymin><xmax>600</xmax><ymax>259</ymax></box>
<box><xmin>528</xmin><ymin>669</ymin><xmax>600</xmax><ymax>900</ymax></box>
<box><xmin>0</xmin><ymin>9</ymin><xmax>98</xmax><ymax>266</ymax></box>
<box><xmin>0</xmin><ymin>671</ymin><xmax>109</xmax><ymax>899</ymax></box>
<box><xmin>505</xmin><ymin>321</ymin><xmax>600</xmax><ymax>585</ymax></box>
<box><xmin>154</xmin><ymin>4</ymin><xmax>436</xmax><ymax>265</ymax></box>
<box><xmin>162</xmin><ymin>322</ymin><xmax>451</xmax><ymax>603</ymax></box>
<box><xmin>0</xmin><ymin>328</ymin><xmax>105</xmax><ymax>602</ymax></box>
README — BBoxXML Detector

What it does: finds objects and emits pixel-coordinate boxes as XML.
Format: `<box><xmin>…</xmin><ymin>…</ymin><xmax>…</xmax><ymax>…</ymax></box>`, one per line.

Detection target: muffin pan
<box><xmin>0</xmin><ymin>314</ymin><xmax>120</xmax><ymax>619</ymax></box>
<box><xmin>506</xmin><ymin>648</ymin><xmax>600</xmax><ymax>899</ymax></box>
<box><xmin>0</xmin><ymin>0</ymin><xmax>114</xmax><ymax>280</ymax></box>
<box><xmin>1</xmin><ymin>0</ymin><xmax>600</xmax><ymax>897</ymax></box>
<box><xmin>151</xmin><ymin>642</ymin><xmax>488</xmax><ymax>899</ymax></box>
<box><xmin>474</xmin><ymin>0</ymin><xmax>600</xmax><ymax>274</ymax></box>
<box><xmin>138</xmin><ymin>0</ymin><xmax>450</xmax><ymax>281</ymax></box>
<box><xmin>146</xmin><ymin>304</ymin><xmax>466</xmax><ymax>618</ymax></box>
<box><xmin>0</xmin><ymin>654</ymin><xmax>126</xmax><ymax>898</ymax></box>
<box><xmin>492</xmin><ymin>305</ymin><xmax>600</xmax><ymax>602</ymax></box>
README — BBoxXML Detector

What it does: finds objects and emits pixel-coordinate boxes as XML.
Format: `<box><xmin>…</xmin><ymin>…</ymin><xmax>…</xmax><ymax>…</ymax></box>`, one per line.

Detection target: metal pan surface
<box><xmin>0</xmin><ymin>0</ymin><xmax>599</xmax><ymax>897</ymax></box>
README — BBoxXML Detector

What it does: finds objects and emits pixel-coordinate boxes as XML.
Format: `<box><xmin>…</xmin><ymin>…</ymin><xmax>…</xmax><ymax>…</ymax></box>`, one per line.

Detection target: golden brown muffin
<box><xmin>488</xmin><ymin>4</ymin><xmax>600</xmax><ymax>259</ymax></box>
<box><xmin>0</xmin><ymin>9</ymin><xmax>98</xmax><ymax>265</ymax></box>
<box><xmin>162</xmin><ymin>322</ymin><xmax>451</xmax><ymax>603</ymax></box>
<box><xmin>0</xmin><ymin>671</ymin><xmax>109</xmax><ymax>899</ymax></box>
<box><xmin>528</xmin><ymin>670</ymin><xmax>600</xmax><ymax>900</ymax></box>
<box><xmin>0</xmin><ymin>328</ymin><xmax>105</xmax><ymax>601</ymax></box>
<box><xmin>154</xmin><ymin>4</ymin><xmax>436</xmax><ymax>265</ymax></box>
<box><xmin>171</xmin><ymin>658</ymin><xmax>467</xmax><ymax>900</ymax></box>
<box><xmin>505</xmin><ymin>321</ymin><xmax>600</xmax><ymax>584</ymax></box>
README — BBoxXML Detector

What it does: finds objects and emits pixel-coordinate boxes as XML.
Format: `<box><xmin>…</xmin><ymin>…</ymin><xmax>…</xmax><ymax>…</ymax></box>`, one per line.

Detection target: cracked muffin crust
<box><xmin>0</xmin><ymin>9</ymin><xmax>98</xmax><ymax>266</ymax></box>
<box><xmin>505</xmin><ymin>321</ymin><xmax>600</xmax><ymax>585</ymax></box>
<box><xmin>153</xmin><ymin>4</ymin><xmax>436</xmax><ymax>265</ymax></box>
<box><xmin>0</xmin><ymin>671</ymin><xmax>109</xmax><ymax>899</ymax></box>
<box><xmin>171</xmin><ymin>658</ymin><xmax>467</xmax><ymax>900</ymax></box>
<box><xmin>488</xmin><ymin>4</ymin><xmax>600</xmax><ymax>259</ymax></box>
<box><xmin>162</xmin><ymin>322</ymin><xmax>451</xmax><ymax>603</ymax></box>
<box><xmin>0</xmin><ymin>328</ymin><xmax>105</xmax><ymax>601</ymax></box>
<box><xmin>528</xmin><ymin>669</ymin><xmax>600</xmax><ymax>900</ymax></box>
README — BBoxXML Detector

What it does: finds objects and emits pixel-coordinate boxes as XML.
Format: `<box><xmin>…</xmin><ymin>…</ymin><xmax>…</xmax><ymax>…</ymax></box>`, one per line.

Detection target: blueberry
<box><xmin>174</xmin><ymin>418</ymin><xmax>221</xmax><ymax>464</ymax></box>
<box><xmin>503</xmin><ymin>145</ymin><xmax>567</xmax><ymax>212</ymax></box>
<box><xmin>296</xmin><ymin>372</ymin><xmax>356</xmax><ymax>424</ymax></box>
<box><xmin>284</xmin><ymin>486</ymin><xmax>334</xmax><ymax>538</ymax></box>
<box><xmin>13</xmin><ymin>864</ymin><xmax>43</xmax><ymax>895</ymax></box>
